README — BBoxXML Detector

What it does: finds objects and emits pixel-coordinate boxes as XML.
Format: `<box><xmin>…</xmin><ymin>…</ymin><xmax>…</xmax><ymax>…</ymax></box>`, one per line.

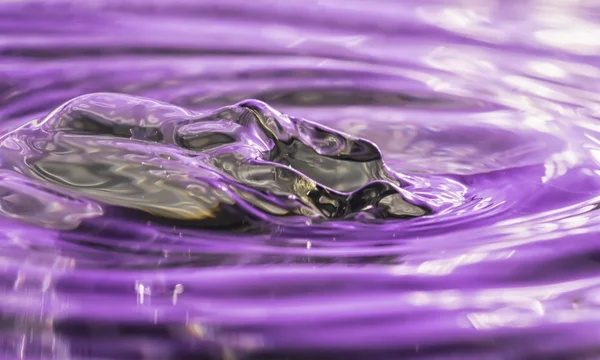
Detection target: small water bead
<box><xmin>172</xmin><ymin>284</ymin><xmax>184</xmax><ymax>305</ymax></box>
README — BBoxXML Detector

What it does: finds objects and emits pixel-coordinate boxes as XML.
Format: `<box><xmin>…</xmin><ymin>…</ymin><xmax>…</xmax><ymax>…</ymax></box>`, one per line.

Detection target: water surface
<box><xmin>2</xmin><ymin>0</ymin><xmax>600</xmax><ymax>359</ymax></box>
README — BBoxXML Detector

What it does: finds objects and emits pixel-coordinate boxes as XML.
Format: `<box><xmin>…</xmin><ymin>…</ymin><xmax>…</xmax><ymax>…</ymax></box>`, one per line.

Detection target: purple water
<box><xmin>2</xmin><ymin>0</ymin><xmax>600</xmax><ymax>359</ymax></box>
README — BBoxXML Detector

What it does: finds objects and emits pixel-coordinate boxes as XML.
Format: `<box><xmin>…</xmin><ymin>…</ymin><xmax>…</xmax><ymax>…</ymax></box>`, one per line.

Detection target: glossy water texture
<box><xmin>3</xmin><ymin>0</ymin><xmax>600</xmax><ymax>359</ymax></box>
<box><xmin>0</xmin><ymin>93</ymin><xmax>428</xmax><ymax>231</ymax></box>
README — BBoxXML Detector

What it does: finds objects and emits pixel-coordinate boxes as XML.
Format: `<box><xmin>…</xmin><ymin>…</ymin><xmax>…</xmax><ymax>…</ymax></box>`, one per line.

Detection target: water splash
<box><xmin>0</xmin><ymin>92</ymin><xmax>428</xmax><ymax>230</ymax></box>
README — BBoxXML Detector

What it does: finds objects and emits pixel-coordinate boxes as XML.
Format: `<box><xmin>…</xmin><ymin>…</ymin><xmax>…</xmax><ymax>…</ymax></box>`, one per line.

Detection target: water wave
<box><xmin>2</xmin><ymin>0</ymin><xmax>600</xmax><ymax>359</ymax></box>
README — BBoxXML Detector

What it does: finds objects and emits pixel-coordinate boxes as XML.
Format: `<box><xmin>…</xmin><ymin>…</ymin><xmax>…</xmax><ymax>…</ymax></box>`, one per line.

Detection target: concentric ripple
<box><xmin>2</xmin><ymin>0</ymin><xmax>600</xmax><ymax>359</ymax></box>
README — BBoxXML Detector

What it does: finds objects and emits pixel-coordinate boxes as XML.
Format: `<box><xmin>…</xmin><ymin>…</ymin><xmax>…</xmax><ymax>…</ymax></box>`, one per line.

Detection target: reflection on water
<box><xmin>1</xmin><ymin>92</ymin><xmax>428</xmax><ymax>230</ymax></box>
<box><xmin>2</xmin><ymin>0</ymin><xmax>600</xmax><ymax>359</ymax></box>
